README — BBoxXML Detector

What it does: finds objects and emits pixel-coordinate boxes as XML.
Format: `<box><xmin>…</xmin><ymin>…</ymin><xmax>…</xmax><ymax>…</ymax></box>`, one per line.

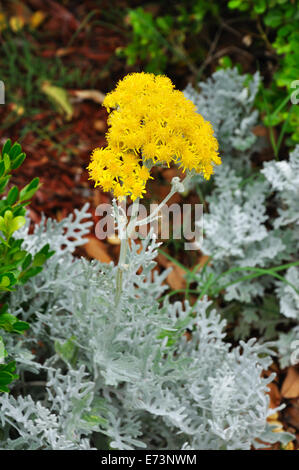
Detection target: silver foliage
<box><xmin>0</xmin><ymin>68</ymin><xmax>297</xmax><ymax>450</ymax></box>
<box><xmin>275</xmin><ymin>267</ymin><xmax>299</xmax><ymax>321</ymax></box>
<box><xmin>0</xmin><ymin>366</ymin><xmax>97</xmax><ymax>450</ymax></box>
<box><xmin>276</xmin><ymin>326</ymin><xmax>299</xmax><ymax>369</ymax></box>
<box><xmin>186</xmin><ymin>70</ymin><xmax>298</xmax><ymax>364</ymax></box>
<box><xmin>184</xmin><ymin>67</ymin><xmax>261</xmax><ymax>164</ymax></box>
<box><xmin>198</xmin><ymin>166</ymin><xmax>287</xmax><ymax>303</ymax></box>
<box><xmin>0</xmin><ymin>210</ymin><xmax>292</xmax><ymax>450</ymax></box>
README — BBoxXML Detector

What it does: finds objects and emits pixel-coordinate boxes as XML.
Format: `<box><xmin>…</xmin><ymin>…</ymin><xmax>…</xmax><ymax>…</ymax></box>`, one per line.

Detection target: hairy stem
<box><xmin>114</xmin><ymin>236</ymin><xmax>128</xmax><ymax>307</ymax></box>
<box><xmin>136</xmin><ymin>173</ymin><xmax>193</xmax><ymax>227</ymax></box>
<box><xmin>114</xmin><ymin>171</ymin><xmax>192</xmax><ymax>306</ymax></box>
<box><xmin>114</xmin><ymin>197</ymin><xmax>140</xmax><ymax>307</ymax></box>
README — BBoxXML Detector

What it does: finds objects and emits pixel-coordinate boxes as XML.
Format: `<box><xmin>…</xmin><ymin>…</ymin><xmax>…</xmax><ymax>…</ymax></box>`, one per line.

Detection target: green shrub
<box><xmin>122</xmin><ymin>1</ymin><xmax>299</xmax><ymax>148</ymax></box>
<box><xmin>228</xmin><ymin>0</ymin><xmax>299</xmax><ymax>146</ymax></box>
<box><xmin>0</xmin><ymin>139</ymin><xmax>54</xmax><ymax>392</ymax></box>
<box><xmin>120</xmin><ymin>2</ymin><xmax>219</xmax><ymax>74</ymax></box>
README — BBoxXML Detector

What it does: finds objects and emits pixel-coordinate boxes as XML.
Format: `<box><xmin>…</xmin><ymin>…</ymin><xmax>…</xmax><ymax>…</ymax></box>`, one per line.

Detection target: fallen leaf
<box><xmin>41</xmin><ymin>81</ymin><xmax>73</xmax><ymax>120</ymax></box>
<box><xmin>196</xmin><ymin>254</ymin><xmax>210</xmax><ymax>270</ymax></box>
<box><xmin>154</xmin><ymin>253</ymin><xmax>185</xmax><ymax>289</ymax></box>
<box><xmin>72</xmin><ymin>89</ymin><xmax>105</xmax><ymax>104</ymax></box>
<box><xmin>166</xmin><ymin>263</ymin><xmax>186</xmax><ymax>290</ymax></box>
<box><xmin>281</xmin><ymin>367</ymin><xmax>299</xmax><ymax>399</ymax></box>
<box><xmin>283</xmin><ymin>398</ymin><xmax>299</xmax><ymax>429</ymax></box>
<box><xmin>267</xmin><ymin>382</ymin><xmax>281</xmax><ymax>409</ymax></box>
<box><xmin>30</xmin><ymin>11</ymin><xmax>46</xmax><ymax>29</ymax></box>
<box><xmin>156</xmin><ymin>253</ymin><xmax>170</xmax><ymax>269</ymax></box>
<box><xmin>107</xmin><ymin>234</ymin><xmax>121</xmax><ymax>245</ymax></box>
<box><xmin>84</xmin><ymin>237</ymin><xmax>112</xmax><ymax>263</ymax></box>
<box><xmin>56</xmin><ymin>47</ymin><xmax>77</xmax><ymax>57</ymax></box>
<box><xmin>9</xmin><ymin>16</ymin><xmax>25</xmax><ymax>32</ymax></box>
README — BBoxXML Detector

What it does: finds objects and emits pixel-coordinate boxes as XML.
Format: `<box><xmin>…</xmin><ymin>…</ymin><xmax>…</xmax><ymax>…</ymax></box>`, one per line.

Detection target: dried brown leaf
<box><xmin>166</xmin><ymin>264</ymin><xmax>186</xmax><ymax>290</ymax></box>
<box><xmin>72</xmin><ymin>90</ymin><xmax>105</xmax><ymax>104</ymax></box>
<box><xmin>267</xmin><ymin>382</ymin><xmax>281</xmax><ymax>409</ymax></box>
<box><xmin>281</xmin><ymin>367</ymin><xmax>299</xmax><ymax>399</ymax></box>
<box><xmin>84</xmin><ymin>237</ymin><xmax>112</xmax><ymax>264</ymax></box>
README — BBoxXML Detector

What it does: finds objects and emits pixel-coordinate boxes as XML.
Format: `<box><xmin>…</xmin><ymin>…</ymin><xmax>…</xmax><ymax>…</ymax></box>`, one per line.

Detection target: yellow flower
<box><xmin>130</xmin><ymin>181</ymin><xmax>147</xmax><ymax>201</ymax></box>
<box><xmin>106</xmin><ymin>158</ymin><xmax>123</xmax><ymax>179</ymax></box>
<box><xmin>113</xmin><ymin>182</ymin><xmax>127</xmax><ymax>199</ymax></box>
<box><xmin>137</xmin><ymin>165</ymin><xmax>152</xmax><ymax>181</ymax></box>
<box><xmin>88</xmin><ymin>72</ymin><xmax>221</xmax><ymax>200</ymax></box>
<box><xmin>142</xmin><ymin>141</ymin><xmax>158</xmax><ymax>161</ymax></box>
<box><xmin>156</xmin><ymin>143</ymin><xmax>173</xmax><ymax>167</ymax></box>
<box><xmin>99</xmin><ymin>172</ymin><xmax>115</xmax><ymax>192</ymax></box>
<box><xmin>122</xmin><ymin>154</ymin><xmax>140</xmax><ymax>173</ymax></box>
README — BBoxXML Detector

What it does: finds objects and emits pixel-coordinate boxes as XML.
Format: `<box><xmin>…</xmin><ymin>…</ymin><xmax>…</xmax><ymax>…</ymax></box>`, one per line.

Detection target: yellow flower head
<box><xmin>88</xmin><ymin>72</ymin><xmax>220</xmax><ymax>200</ymax></box>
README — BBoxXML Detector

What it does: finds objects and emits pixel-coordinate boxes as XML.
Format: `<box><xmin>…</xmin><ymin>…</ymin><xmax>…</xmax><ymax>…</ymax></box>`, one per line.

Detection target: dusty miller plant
<box><xmin>183</xmin><ymin>69</ymin><xmax>298</xmax><ymax>349</ymax></box>
<box><xmin>262</xmin><ymin>145</ymin><xmax>299</xmax><ymax>321</ymax></box>
<box><xmin>0</xmin><ymin>69</ymin><xmax>296</xmax><ymax>450</ymax></box>
<box><xmin>184</xmin><ymin>67</ymin><xmax>261</xmax><ymax>171</ymax></box>
<box><xmin>0</xmin><ymin>205</ymin><xmax>293</xmax><ymax>449</ymax></box>
<box><xmin>194</xmin><ymin>152</ymin><xmax>298</xmax><ymax>340</ymax></box>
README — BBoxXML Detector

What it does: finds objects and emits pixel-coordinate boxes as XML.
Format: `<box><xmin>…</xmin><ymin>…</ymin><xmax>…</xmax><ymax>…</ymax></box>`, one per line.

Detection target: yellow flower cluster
<box><xmin>88</xmin><ymin>72</ymin><xmax>221</xmax><ymax>200</ymax></box>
